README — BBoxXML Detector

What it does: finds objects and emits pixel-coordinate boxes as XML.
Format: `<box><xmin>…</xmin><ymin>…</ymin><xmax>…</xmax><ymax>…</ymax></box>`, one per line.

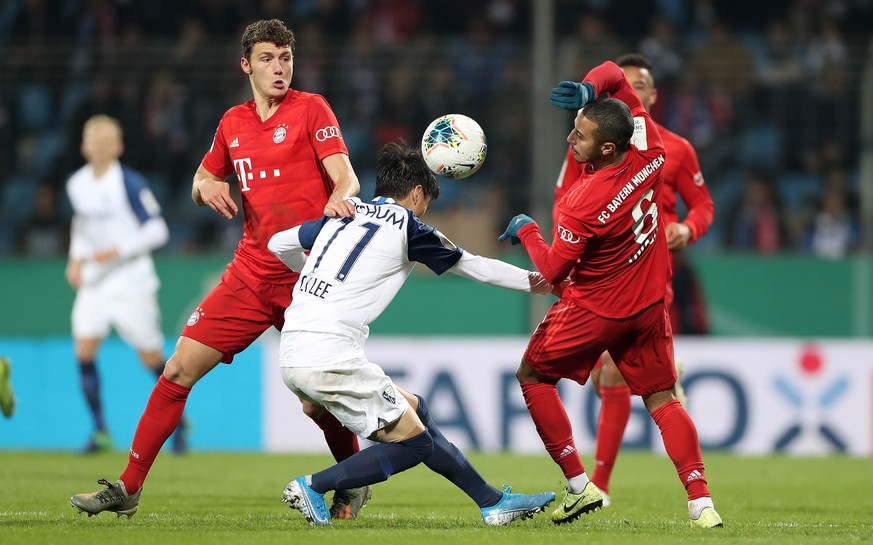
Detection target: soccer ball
<box><xmin>421</xmin><ymin>114</ymin><xmax>487</xmax><ymax>179</ymax></box>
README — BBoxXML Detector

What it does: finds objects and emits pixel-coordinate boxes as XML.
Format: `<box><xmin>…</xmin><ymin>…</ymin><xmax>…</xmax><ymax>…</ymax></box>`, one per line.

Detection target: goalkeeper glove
<box><xmin>550</xmin><ymin>81</ymin><xmax>595</xmax><ymax>110</ymax></box>
<box><xmin>498</xmin><ymin>214</ymin><xmax>536</xmax><ymax>246</ymax></box>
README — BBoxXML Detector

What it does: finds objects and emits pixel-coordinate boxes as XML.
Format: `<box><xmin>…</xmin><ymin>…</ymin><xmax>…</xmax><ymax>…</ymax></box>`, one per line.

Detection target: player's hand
<box><xmin>550</xmin><ymin>81</ymin><xmax>595</xmax><ymax>110</ymax></box>
<box><xmin>550</xmin><ymin>278</ymin><xmax>570</xmax><ymax>298</ymax></box>
<box><xmin>665</xmin><ymin>222</ymin><xmax>692</xmax><ymax>252</ymax></box>
<box><xmin>65</xmin><ymin>260</ymin><xmax>82</xmax><ymax>289</ymax></box>
<box><xmin>324</xmin><ymin>198</ymin><xmax>356</xmax><ymax>218</ymax></box>
<box><xmin>199</xmin><ymin>179</ymin><xmax>238</xmax><ymax>219</ymax></box>
<box><xmin>499</xmin><ymin>214</ymin><xmax>536</xmax><ymax>246</ymax></box>
<box><xmin>93</xmin><ymin>248</ymin><xmax>120</xmax><ymax>264</ymax></box>
<box><xmin>527</xmin><ymin>272</ymin><xmax>552</xmax><ymax>295</ymax></box>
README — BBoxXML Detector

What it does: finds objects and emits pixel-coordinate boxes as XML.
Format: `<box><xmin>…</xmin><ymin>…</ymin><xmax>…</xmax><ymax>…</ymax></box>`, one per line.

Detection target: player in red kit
<box><xmin>499</xmin><ymin>60</ymin><xmax>722</xmax><ymax>528</ymax></box>
<box><xmin>553</xmin><ymin>54</ymin><xmax>715</xmax><ymax>507</ymax></box>
<box><xmin>71</xmin><ymin>19</ymin><xmax>369</xmax><ymax>520</ymax></box>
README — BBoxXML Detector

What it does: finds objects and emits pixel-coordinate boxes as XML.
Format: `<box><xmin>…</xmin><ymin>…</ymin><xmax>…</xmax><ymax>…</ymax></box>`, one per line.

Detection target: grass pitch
<box><xmin>0</xmin><ymin>451</ymin><xmax>870</xmax><ymax>544</ymax></box>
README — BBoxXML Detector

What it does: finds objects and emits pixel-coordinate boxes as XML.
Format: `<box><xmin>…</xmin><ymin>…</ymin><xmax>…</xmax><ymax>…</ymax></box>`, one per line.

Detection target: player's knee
<box><xmin>300</xmin><ymin>399</ymin><xmax>327</xmax><ymax>420</ymax></box>
<box><xmin>601</xmin><ymin>361</ymin><xmax>626</xmax><ymax>386</ymax></box>
<box><xmin>404</xmin><ymin>429</ymin><xmax>434</xmax><ymax>461</ymax></box>
<box><xmin>414</xmin><ymin>394</ymin><xmax>429</xmax><ymax>420</ymax></box>
<box><xmin>516</xmin><ymin>359</ymin><xmax>541</xmax><ymax>384</ymax></box>
<box><xmin>642</xmin><ymin>389</ymin><xmax>674</xmax><ymax>413</ymax></box>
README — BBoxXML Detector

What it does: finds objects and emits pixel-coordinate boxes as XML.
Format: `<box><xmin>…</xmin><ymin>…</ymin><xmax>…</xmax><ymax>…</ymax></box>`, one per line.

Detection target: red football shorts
<box><xmin>181</xmin><ymin>267</ymin><xmax>296</xmax><ymax>363</ymax></box>
<box><xmin>524</xmin><ymin>298</ymin><xmax>676</xmax><ymax>396</ymax></box>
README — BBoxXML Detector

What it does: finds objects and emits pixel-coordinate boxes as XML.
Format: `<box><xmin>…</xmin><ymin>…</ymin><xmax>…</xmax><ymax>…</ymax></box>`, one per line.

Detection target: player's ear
<box><xmin>601</xmin><ymin>141</ymin><xmax>616</xmax><ymax>156</ymax></box>
<box><xmin>240</xmin><ymin>57</ymin><xmax>252</xmax><ymax>75</ymax></box>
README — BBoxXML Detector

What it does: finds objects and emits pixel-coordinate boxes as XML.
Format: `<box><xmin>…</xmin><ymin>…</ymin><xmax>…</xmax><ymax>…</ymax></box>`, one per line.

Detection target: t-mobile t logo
<box><xmin>233</xmin><ymin>158</ymin><xmax>253</xmax><ymax>192</ymax></box>
<box><xmin>232</xmin><ymin>158</ymin><xmax>282</xmax><ymax>192</ymax></box>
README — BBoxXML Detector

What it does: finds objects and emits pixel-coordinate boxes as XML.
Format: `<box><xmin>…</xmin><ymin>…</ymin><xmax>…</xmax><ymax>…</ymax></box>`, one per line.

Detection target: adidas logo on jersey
<box><xmin>229</xmin><ymin>137</ymin><xmax>239</xmax><ymax>148</ymax></box>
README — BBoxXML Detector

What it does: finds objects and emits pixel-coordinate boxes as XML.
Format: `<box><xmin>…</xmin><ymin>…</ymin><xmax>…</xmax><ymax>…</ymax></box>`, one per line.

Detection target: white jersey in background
<box><xmin>67</xmin><ymin>160</ymin><xmax>168</xmax><ymax>294</ymax></box>
<box><xmin>269</xmin><ymin>196</ymin><xmax>547</xmax><ymax>367</ymax></box>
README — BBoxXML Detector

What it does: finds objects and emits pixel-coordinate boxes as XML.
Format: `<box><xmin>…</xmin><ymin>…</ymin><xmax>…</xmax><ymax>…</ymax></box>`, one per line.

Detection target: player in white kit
<box><xmin>269</xmin><ymin>141</ymin><xmax>557</xmax><ymax>526</ymax></box>
<box><xmin>65</xmin><ymin>115</ymin><xmax>185</xmax><ymax>454</ymax></box>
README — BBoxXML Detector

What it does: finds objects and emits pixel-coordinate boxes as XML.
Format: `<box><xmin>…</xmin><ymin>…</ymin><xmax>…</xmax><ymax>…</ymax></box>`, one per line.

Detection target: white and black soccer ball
<box><xmin>420</xmin><ymin>114</ymin><xmax>487</xmax><ymax>179</ymax></box>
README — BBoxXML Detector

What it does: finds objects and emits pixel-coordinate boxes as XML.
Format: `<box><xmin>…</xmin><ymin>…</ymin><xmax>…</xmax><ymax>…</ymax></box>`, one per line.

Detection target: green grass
<box><xmin>0</xmin><ymin>451</ymin><xmax>871</xmax><ymax>544</ymax></box>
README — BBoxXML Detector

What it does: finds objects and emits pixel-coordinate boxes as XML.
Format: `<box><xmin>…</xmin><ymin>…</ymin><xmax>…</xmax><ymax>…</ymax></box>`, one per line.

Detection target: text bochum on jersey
<box><xmin>296</xmin><ymin>201</ymin><xmax>407</xmax><ymax>300</ymax></box>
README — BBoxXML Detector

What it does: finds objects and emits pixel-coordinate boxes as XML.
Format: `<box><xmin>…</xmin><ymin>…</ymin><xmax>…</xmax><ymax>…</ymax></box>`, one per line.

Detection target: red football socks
<box><xmin>651</xmin><ymin>399</ymin><xmax>710</xmax><ymax>500</ymax></box>
<box><xmin>591</xmin><ymin>384</ymin><xmax>632</xmax><ymax>493</ymax></box>
<box><xmin>313</xmin><ymin>411</ymin><xmax>360</xmax><ymax>462</ymax></box>
<box><xmin>520</xmin><ymin>382</ymin><xmax>585</xmax><ymax>479</ymax></box>
<box><xmin>120</xmin><ymin>376</ymin><xmax>190</xmax><ymax>494</ymax></box>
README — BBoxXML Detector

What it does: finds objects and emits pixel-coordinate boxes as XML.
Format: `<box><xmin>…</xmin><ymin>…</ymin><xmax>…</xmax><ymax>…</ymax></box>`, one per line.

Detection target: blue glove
<box><xmin>550</xmin><ymin>81</ymin><xmax>595</xmax><ymax>110</ymax></box>
<box><xmin>498</xmin><ymin>214</ymin><xmax>536</xmax><ymax>246</ymax></box>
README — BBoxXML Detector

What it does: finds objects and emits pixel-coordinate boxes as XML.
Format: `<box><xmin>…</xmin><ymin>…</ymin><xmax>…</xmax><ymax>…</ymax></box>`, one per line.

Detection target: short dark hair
<box><xmin>582</xmin><ymin>97</ymin><xmax>634</xmax><ymax>152</ymax></box>
<box><xmin>241</xmin><ymin>19</ymin><xmax>295</xmax><ymax>60</ymax></box>
<box><xmin>375</xmin><ymin>141</ymin><xmax>440</xmax><ymax>202</ymax></box>
<box><xmin>615</xmin><ymin>52</ymin><xmax>654</xmax><ymax>73</ymax></box>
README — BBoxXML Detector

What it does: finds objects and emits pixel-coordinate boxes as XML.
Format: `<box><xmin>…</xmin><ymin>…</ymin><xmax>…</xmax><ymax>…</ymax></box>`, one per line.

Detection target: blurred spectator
<box><xmin>70</xmin><ymin>0</ymin><xmax>119</xmax><ymax>75</ymax></box>
<box><xmin>1</xmin><ymin>0</ymin><xmax>870</xmax><ymax>257</ymax></box>
<box><xmin>804</xmin><ymin>184</ymin><xmax>860</xmax><ymax>259</ymax></box>
<box><xmin>753</xmin><ymin>21</ymin><xmax>805</xmax><ymax>90</ymax></box>
<box><xmin>141</xmin><ymin>70</ymin><xmax>191</xmax><ymax>192</ymax></box>
<box><xmin>557</xmin><ymin>13</ymin><xmax>626</xmax><ymax>79</ymax></box>
<box><xmin>725</xmin><ymin>170</ymin><xmax>790</xmax><ymax>253</ymax></box>
<box><xmin>687</xmin><ymin>20</ymin><xmax>755</xmax><ymax>105</ymax></box>
<box><xmin>449</xmin><ymin>18</ymin><xmax>513</xmax><ymax>110</ymax></box>
<box><xmin>670</xmin><ymin>253</ymin><xmax>710</xmax><ymax>335</ymax></box>
<box><xmin>638</xmin><ymin>15</ymin><xmax>684</xmax><ymax>88</ymax></box>
<box><xmin>359</xmin><ymin>0</ymin><xmax>423</xmax><ymax>48</ymax></box>
<box><xmin>16</xmin><ymin>183</ymin><xmax>67</xmax><ymax>257</ymax></box>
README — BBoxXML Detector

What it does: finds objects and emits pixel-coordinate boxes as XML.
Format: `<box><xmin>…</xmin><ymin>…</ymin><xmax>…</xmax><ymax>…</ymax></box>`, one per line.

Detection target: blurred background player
<box><xmin>0</xmin><ymin>356</ymin><xmax>15</xmax><ymax>418</ymax></box>
<box><xmin>64</xmin><ymin>115</ymin><xmax>186</xmax><ymax>454</ymax></box>
<box><xmin>272</xmin><ymin>141</ymin><xmax>556</xmax><ymax>526</ymax></box>
<box><xmin>71</xmin><ymin>19</ymin><xmax>366</xmax><ymax>519</ymax></box>
<box><xmin>552</xmin><ymin>53</ymin><xmax>715</xmax><ymax>505</ymax></box>
<box><xmin>501</xmin><ymin>60</ymin><xmax>722</xmax><ymax>528</ymax></box>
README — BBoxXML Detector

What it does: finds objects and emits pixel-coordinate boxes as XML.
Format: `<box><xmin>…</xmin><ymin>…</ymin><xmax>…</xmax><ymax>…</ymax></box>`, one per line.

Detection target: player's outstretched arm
<box><xmin>498</xmin><ymin>214</ymin><xmax>577</xmax><ymax>285</ymax></box>
<box><xmin>448</xmin><ymin>253</ymin><xmax>553</xmax><ymax>295</ymax></box>
<box><xmin>108</xmin><ymin>216</ymin><xmax>169</xmax><ymax>262</ymax></box>
<box><xmin>267</xmin><ymin>226</ymin><xmax>308</xmax><ymax>272</ymax></box>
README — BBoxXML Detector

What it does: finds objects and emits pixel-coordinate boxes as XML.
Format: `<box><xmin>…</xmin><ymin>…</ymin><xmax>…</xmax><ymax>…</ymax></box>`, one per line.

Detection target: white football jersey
<box><xmin>280</xmin><ymin>196</ymin><xmax>463</xmax><ymax>346</ymax></box>
<box><xmin>66</xmin><ymin>160</ymin><xmax>167</xmax><ymax>294</ymax></box>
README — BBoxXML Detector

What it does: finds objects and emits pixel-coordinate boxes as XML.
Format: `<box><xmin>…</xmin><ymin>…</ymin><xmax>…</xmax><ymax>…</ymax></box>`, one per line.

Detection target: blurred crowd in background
<box><xmin>1</xmin><ymin>0</ymin><xmax>871</xmax><ymax>259</ymax></box>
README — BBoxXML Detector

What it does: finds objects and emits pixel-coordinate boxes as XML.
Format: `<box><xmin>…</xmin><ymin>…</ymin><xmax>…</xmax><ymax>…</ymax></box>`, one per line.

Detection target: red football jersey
<box><xmin>657</xmin><ymin>124</ymin><xmax>713</xmax><ymax>242</ymax></box>
<box><xmin>554</xmin><ymin>125</ymin><xmax>713</xmax><ymax>244</ymax></box>
<box><xmin>201</xmin><ymin>90</ymin><xmax>349</xmax><ymax>283</ymax></box>
<box><xmin>524</xmin><ymin>61</ymin><xmax>668</xmax><ymax>319</ymax></box>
